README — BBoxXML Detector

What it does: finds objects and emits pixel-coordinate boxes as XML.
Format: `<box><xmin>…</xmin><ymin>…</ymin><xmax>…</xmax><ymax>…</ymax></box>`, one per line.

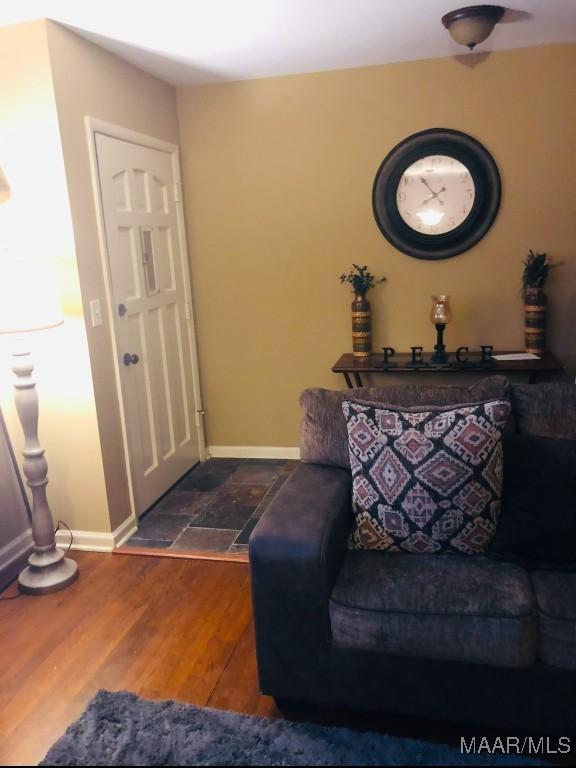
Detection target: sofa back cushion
<box><xmin>300</xmin><ymin>376</ymin><xmax>510</xmax><ymax>468</ymax></box>
<box><xmin>343</xmin><ymin>398</ymin><xmax>511</xmax><ymax>554</ymax></box>
<box><xmin>489</xmin><ymin>434</ymin><xmax>576</xmax><ymax>570</ymax></box>
<box><xmin>512</xmin><ymin>383</ymin><xmax>576</xmax><ymax>440</ymax></box>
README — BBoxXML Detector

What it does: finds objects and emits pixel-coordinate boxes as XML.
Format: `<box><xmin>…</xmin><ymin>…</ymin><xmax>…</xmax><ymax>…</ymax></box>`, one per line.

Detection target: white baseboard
<box><xmin>0</xmin><ymin>528</ymin><xmax>33</xmax><ymax>590</ymax></box>
<box><xmin>55</xmin><ymin>515</ymin><xmax>138</xmax><ymax>553</ymax></box>
<box><xmin>207</xmin><ymin>445</ymin><xmax>300</xmax><ymax>460</ymax></box>
<box><xmin>113</xmin><ymin>515</ymin><xmax>139</xmax><ymax>548</ymax></box>
<box><xmin>56</xmin><ymin>528</ymin><xmax>114</xmax><ymax>552</ymax></box>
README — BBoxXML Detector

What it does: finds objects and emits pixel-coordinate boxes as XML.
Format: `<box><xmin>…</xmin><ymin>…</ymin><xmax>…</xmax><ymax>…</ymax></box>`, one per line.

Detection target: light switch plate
<box><xmin>89</xmin><ymin>299</ymin><xmax>103</xmax><ymax>328</ymax></box>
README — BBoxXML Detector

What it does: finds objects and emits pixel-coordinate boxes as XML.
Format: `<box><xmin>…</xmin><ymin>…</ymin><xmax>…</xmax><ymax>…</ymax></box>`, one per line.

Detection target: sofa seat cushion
<box><xmin>329</xmin><ymin>551</ymin><xmax>537</xmax><ymax>667</ymax></box>
<box><xmin>532</xmin><ymin>571</ymin><xmax>576</xmax><ymax>670</ymax></box>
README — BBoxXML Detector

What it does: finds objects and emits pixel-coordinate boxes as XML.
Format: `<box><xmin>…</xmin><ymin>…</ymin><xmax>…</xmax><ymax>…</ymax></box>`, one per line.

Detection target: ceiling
<box><xmin>2</xmin><ymin>0</ymin><xmax>576</xmax><ymax>85</ymax></box>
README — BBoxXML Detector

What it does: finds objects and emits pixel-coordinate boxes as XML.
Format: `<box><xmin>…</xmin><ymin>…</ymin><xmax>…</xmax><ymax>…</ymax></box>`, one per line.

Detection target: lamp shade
<box><xmin>0</xmin><ymin>254</ymin><xmax>63</xmax><ymax>335</ymax></box>
<box><xmin>0</xmin><ymin>164</ymin><xmax>62</xmax><ymax>334</ymax></box>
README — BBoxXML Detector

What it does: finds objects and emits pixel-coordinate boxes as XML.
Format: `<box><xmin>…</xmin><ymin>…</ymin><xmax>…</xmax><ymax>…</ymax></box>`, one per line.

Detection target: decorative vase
<box><xmin>351</xmin><ymin>292</ymin><xmax>371</xmax><ymax>358</ymax></box>
<box><xmin>524</xmin><ymin>287</ymin><xmax>547</xmax><ymax>355</ymax></box>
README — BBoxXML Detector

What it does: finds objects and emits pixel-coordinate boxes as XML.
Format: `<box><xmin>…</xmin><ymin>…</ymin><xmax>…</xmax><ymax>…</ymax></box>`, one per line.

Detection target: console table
<box><xmin>332</xmin><ymin>350</ymin><xmax>564</xmax><ymax>389</ymax></box>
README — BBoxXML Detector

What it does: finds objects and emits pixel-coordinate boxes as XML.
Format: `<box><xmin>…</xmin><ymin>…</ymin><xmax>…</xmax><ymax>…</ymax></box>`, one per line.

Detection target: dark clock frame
<box><xmin>372</xmin><ymin>128</ymin><xmax>501</xmax><ymax>260</ymax></box>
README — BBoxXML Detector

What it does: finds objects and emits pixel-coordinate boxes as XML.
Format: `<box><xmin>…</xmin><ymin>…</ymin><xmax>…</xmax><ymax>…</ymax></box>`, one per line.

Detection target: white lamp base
<box><xmin>19</xmin><ymin>547</ymin><xmax>78</xmax><ymax>595</ymax></box>
<box><xmin>9</xmin><ymin>346</ymin><xmax>79</xmax><ymax>597</ymax></box>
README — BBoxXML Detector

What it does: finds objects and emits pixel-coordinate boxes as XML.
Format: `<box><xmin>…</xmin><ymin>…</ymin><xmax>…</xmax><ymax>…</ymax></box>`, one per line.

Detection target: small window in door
<box><xmin>140</xmin><ymin>227</ymin><xmax>159</xmax><ymax>295</ymax></box>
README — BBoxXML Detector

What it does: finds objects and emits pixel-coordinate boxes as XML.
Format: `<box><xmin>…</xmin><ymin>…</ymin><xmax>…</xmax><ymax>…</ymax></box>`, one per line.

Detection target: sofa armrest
<box><xmin>249</xmin><ymin>463</ymin><xmax>352</xmax><ymax>695</ymax></box>
<box><xmin>250</xmin><ymin>462</ymin><xmax>352</xmax><ymax>596</ymax></box>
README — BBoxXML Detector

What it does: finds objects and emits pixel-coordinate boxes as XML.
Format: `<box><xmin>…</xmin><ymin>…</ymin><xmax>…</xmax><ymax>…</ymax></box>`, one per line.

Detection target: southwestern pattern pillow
<box><xmin>342</xmin><ymin>398</ymin><xmax>511</xmax><ymax>555</ymax></box>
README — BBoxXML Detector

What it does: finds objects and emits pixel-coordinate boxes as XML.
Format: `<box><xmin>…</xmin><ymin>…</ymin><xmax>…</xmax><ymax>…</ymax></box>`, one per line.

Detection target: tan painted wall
<box><xmin>177</xmin><ymin>43</ymin><xmax>576</xmax><ymax>448</ymax></box>
<box><xmin>0</xmin><ymin>21</ymin><xmax>111</xmax><ymax>533</ymax></box>
<box><xmin>45</xmin><ymin>21</ymin><xmax>181</xmax><ymax>529</ymax></box>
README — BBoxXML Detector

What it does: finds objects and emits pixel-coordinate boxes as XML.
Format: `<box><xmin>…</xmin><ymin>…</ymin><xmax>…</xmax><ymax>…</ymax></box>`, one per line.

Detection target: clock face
<box><xmin>396</xmin><ymin>155</ymin><xmax>476</xmax><ymax>236</ymax></box>
<box><xmin>372</xmin><ymin>129</ymin><xmax>501</xmax><ymax>260</ymax></box>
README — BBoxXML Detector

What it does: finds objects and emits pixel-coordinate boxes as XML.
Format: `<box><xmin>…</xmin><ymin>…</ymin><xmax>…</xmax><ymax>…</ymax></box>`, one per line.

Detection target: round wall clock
<box><xmin>372</xmin><ymin>128</ymin><xmax>501</xmax><ymax>260</ymax></box>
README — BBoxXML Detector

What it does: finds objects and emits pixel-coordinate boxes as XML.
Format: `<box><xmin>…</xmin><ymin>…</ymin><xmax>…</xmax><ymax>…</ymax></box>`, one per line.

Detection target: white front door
<box><xmin>95</xmin><ymin>132</ymin><xmax>204</xmax><ymax>516</ymax></box>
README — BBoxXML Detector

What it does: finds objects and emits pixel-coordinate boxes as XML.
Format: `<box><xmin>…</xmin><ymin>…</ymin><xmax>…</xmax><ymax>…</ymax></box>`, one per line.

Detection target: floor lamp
<box><xmin>0</xmin><ymin>166</ymin><xmax>78</xmax><ymax>595</ymax></box>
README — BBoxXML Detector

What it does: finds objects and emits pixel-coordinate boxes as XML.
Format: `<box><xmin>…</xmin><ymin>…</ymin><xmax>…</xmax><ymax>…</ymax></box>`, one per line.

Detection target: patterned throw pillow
<box><xmin>342</xmin><ymin>399</ymin><xmax>511</xmax><ymax>555</ymax></box>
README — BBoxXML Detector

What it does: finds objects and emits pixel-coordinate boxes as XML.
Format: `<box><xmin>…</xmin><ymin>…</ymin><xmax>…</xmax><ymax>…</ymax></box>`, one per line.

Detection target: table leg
<box><xmin>352</xmin><ymin>372</ymin><xmax>363</xmax><ymax>388</ymax></box>
<box><xmin>343</xmin><ymin>372</ymin><xmax>353</xmax><ymax>389</ymax></box>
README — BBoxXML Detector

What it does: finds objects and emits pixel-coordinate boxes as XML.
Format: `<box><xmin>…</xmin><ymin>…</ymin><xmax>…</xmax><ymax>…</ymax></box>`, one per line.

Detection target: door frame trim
<box><xmin>85</xmin><ymin>117</ymin><xmax>206</xmax><ymax>520</ymax></box>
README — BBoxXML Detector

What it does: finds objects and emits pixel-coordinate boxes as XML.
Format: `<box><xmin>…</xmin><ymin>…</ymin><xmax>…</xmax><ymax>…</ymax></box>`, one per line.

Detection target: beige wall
<box><xmin>0</xmin><ymin>21</ymin><xmax>111</xmax><ymax>533</ymax></box>
<box><xmin>45</xmin><ymin>21</ymin><xmax>181</xmax><ymax>529</ymax></box>
<box><xmin>177</xmin><ymin>43</ymin><xmax>576</xmax><ymax>448</ymax></box>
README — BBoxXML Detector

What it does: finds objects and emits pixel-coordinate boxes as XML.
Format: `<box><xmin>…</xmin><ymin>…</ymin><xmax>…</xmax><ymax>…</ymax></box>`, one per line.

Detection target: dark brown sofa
<box><xmin>249</xmin><ymin>380</ymin><xmax>576</xmax><ymax>734</ymax></box>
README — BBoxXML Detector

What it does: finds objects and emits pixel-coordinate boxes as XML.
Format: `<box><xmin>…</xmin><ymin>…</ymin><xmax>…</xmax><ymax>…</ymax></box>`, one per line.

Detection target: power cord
<box><xmin>0</xmin><ymin>521</ymin><xmax>74</xmax><ymax>601</ymax></box>
<box><xmin>55</xmin><ymin>520</ymin><xmax>74</xmax><ymax>552</ymax></box>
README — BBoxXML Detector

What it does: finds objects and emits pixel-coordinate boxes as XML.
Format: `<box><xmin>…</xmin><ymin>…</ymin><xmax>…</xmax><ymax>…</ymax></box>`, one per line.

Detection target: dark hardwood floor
<box><xmin>0</xmin><ymin>552</ymin><xmax>277</xmax><ymax>766</ymax></box>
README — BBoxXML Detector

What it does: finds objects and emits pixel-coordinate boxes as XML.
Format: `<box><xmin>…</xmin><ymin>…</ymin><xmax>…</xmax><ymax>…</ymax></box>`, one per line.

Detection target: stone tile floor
<box><xmin>124</xmin><ymin>458</ymin><xmax>297</xmax><ymax>556</ymax></box>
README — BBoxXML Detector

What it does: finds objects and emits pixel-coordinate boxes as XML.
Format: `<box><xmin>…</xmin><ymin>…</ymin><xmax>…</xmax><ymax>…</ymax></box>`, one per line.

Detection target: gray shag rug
<box><xmin>40</xmin><ymin>690</ymin><xmax>542</xmax><ymax>766</ymax></box>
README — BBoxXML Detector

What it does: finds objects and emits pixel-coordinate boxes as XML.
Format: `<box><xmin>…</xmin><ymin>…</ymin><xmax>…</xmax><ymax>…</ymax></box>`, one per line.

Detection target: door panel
<box><xmin>95</xmin><ymin>133</ymin><xmax>202</xmax><ymax>516</ymax></box>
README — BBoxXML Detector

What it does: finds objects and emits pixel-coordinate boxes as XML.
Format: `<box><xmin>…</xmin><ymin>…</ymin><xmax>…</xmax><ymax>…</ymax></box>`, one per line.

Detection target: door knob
<box><xmin>123</xmin><ymin>353</ymin><xmax>140</xmax><ymax>366</ymax></box>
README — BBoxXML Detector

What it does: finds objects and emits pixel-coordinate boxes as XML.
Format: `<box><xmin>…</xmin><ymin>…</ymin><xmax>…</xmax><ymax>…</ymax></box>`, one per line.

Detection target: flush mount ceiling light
<box><xmin>442</xmin><ymin>5</ymin><xmax>506</xmax><ymax>50</ymax></box>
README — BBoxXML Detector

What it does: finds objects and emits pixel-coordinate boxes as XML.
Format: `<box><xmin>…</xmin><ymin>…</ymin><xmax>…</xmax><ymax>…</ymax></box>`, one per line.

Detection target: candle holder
<box><xmin>430</xmin><ymin>295</ymin><xmax>452</xmax><ymax>365</ymax></box>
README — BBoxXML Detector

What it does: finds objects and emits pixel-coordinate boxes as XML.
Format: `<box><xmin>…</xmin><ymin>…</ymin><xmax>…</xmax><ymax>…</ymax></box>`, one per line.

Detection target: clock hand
<box><xmin>420</xmin><ymin>186</ymin><xmax>448</xmax><ymax>207</ymax></box>
<box><xmin>421</xmin><ymin>177</ymin><xmax>448</xmax><ymax>198</ymax></box>
<box><xmin>420</xmin><ymin>177</ymin><xmax>435</xmax><ymax>194</ymax></box>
